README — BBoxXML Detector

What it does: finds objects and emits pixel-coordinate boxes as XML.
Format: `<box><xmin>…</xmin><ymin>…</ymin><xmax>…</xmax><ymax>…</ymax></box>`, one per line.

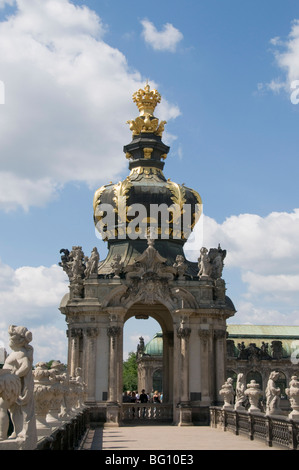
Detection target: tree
<box><xmin>123</xmin><ymin>352</ymin><xmax>138</xmax><ymax>392</ymax></box>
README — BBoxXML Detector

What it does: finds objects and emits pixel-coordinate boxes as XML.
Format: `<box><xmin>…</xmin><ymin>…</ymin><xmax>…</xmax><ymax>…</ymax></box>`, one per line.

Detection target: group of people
<box><xmin>123</xmin><ymin>389</ymin><xmax>162</xmax><ymax>403</ymax></box>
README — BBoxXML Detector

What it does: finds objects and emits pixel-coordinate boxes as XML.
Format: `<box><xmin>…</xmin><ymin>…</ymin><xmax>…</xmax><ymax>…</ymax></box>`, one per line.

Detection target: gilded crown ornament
<box><xmin>127</xmin><ymin>83</ymin><xmax>167</xmax><ymax>138</ymax></box>
<box><xmin>132</xmin><ymin>83</ymin><xmax>161</xmax><ymax>116</ymax></box>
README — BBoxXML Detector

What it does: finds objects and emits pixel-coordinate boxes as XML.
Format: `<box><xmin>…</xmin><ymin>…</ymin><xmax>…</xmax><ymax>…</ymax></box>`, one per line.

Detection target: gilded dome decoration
<box><xmin>93</xmin><ymin>83</ymin><xmax>202</xmax><ymax>274</ymax></box>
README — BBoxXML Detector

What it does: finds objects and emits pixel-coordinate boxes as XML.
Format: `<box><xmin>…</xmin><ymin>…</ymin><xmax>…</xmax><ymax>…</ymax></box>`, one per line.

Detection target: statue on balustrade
<box><xmin>0</xmin><ymin>326</ymin><xmax>37</xmax><ymax>446</ymax></box>
<box><xmin>265</xmin><ymin>371</ymin><xmax>282</xmax><ymax>416</ymax></box>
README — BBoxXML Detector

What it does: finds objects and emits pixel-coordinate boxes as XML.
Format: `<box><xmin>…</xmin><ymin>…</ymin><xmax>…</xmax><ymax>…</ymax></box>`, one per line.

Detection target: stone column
<box><xmin>214</xmin><ymin>329</ymin><xmax>227</xmax><ymax>405</ymax></box>
<box><xmin>69</xmin><ymin>328</ymin><xmax>83</xmax><ymax>378</ymax></box>
<box><xmin>199</xmin><ymin>327</ymin><xmax>213</xmax><ymax>406</ymax></box>
<box><xmin>106</xmin><ymin>322</ymin><xmax>121</xmax><ymax>426</ymax></box>
<box><xmin>176</xmin><ymin>320</ymin><xmax>193</xmax><ymax>426</ymax></box>
<box><xmin>83</xmin><ymin>327</ymin><xmax>99</xmax><ymax>403</ymax></box>
<box><xmin>162</xmin><ymin>331</ymin><xmax>173</xmax><ymax>404</ymax></box>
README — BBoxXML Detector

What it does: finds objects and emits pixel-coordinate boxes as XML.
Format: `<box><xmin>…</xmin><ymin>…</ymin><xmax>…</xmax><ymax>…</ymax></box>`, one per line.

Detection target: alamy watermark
<box><xmin>94</xmin><ymin>198</ymin><xmax>204</xmax><ymax>253</ymax></box>
<box><xmin>290</xmin><ymin>341</ymin><xmax>299</xmax><ymax>364</ymax></box>
<box><xmin>290</xmin><ymin>80</ymin><xmax>299</xmax><ymax>105</ymax></box>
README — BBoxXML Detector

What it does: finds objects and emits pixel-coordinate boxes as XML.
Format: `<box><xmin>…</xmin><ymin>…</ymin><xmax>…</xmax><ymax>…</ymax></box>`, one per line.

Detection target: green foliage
<box><xmin>123</xmin><ymin>351</ymin><xmax>138</xmax><ymax>392</ymax></box>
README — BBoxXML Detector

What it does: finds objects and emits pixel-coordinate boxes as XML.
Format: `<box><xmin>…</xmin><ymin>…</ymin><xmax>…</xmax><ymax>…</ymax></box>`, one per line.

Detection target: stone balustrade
<box><xmin>212</xmin><ymin>373</ymin><xmax>299</xmax><ymax>449</ymax></box>
<box><xmin>122</xmin><ymin>402</ymin><xmax>173</xmax><ymax>422</ymax></box>
<box><xmin>210</xmin><ymin>407</ymin><xmax>299</xmax><ymax>449</ymax></box>
<box><xmin>0</xmin><ymin>351</ymin><xmax>89</xmax><ymax>450</ymax></box>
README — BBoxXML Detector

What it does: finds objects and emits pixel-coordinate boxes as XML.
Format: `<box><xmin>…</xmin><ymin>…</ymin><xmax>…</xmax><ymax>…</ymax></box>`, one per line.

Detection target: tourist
<box><xmin>139</xmin><ymin>389</ymin><xmax>148</xmax><ymax>418</ymax></box>
<box><xmin>122</xmin><ymin>391</ymin><xmax>131</xmax><ymax>403</ymax></box>
<box><xmin>139</xmin><ymin>389</ymin><xmax>148</xmax><ymax>403</ymax></box>
<box><xmin>130</xmin><ymin>391</ymin><xmax>137</xmax><ymax>418</ymax></box>
<box><xmin>153</xmin><ymin>390</ymin><xmax>160</xmax><ymax>403</ymax></box>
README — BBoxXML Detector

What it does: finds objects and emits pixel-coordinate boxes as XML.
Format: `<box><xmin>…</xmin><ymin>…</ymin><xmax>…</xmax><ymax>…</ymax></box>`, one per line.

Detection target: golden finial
<box><xmin>132</xmin><ymin>83</ymin><xmax>161</xmax><ymax>116</ymax></box>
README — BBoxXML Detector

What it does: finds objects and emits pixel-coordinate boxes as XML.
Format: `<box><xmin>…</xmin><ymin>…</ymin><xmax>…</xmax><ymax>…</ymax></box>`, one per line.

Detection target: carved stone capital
<box><xmin>107</xmin><ymin>326</ymin><xmax>121</xmax><ymax>337</ymax></box>
<box><xmin>214</xmin><ymin>329</ymin><xmax>227</xmax><ymax>340</ymax></box>
<box><xmin>198</xmin><ymin>328</ymin><xmax>212</xmax><ymax>345</ymax></box>
<box><xmin>107</xmin><ymin>326</ymin><xmax>121</xmax><ymax>349</ymax></box>
<box><xmin>198</xmin><ymin>329</ymin><xmax>211</xmax><ymax>337</ymax></box>
<box><xmin>85</xmin><ymin>327</ymin><xmax>99</xmax><ymax>338</ymax></box>
<box><xmin>70</xmin><ymin>327</ymin><xmax>83</xmax><ymax>338</ymax></box>
<box><xmin>177</xmin><ymin>326</ymin><xmax>191</xmax><ymax>339</ymax></box>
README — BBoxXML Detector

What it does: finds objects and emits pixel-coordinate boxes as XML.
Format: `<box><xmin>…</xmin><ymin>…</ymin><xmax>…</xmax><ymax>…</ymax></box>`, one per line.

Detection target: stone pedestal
<box><xmin>178</xmin><ymin>403</ymin><xmax>193</xmax><ymax>426</ymax></box>
<box><xmin>105</xmin><ymin>403</ymin><xmax>121</xmax><ymax>427</ymax></box>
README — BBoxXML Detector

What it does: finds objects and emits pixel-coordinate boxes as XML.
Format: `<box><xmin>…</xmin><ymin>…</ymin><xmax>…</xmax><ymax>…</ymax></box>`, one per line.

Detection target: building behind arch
<box><xmin>137</xmin><ymin>325</ymin><xmax>299</xmax><ymax>409</ymax></box>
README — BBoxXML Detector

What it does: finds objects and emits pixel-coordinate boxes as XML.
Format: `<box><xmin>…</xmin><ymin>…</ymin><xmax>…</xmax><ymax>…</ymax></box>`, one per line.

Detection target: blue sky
<box><xmin>0</xmin><ymin>0</ymin><xmax>298</xmax><ymax>363</ymax></box>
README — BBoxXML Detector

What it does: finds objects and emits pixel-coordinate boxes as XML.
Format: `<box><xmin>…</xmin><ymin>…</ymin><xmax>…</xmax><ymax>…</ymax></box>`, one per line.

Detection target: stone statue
<box><xmin>59</xmin><ymin>246</ymin><xmax>86</xmax><ymax>297</ymax></box>
<box><xmin>74</xmin><ymin>367</ymin><xmax>86</xmax><ymax>409</ymax></box>
<box><xmin>0</xmin><ymin>370</ymin><xmax>21</xmax><ymax>441</ymax></box>
<box><xmin>111</xmin><ymin>254</ymin><xmax>124</xmax><ymax>278</ymax></box>
<box><xmin>85</xmin><ymin>247</ymin><xmax>99</xmax><ymax>278</ymax></box>
<box><xmin>271</xmin><ymin>340</ymin><xmax>283</xmax><ymax>360</ymax></box>
<box><xmin>137</xmin><ymin>336</ymin><xmax>145</xmax><ymax>358</ymax></box>
<box><xmin>219</xmin><ymin>377</ymin><xmax>234</xmax><ymax>409</ymax></box>
<box><xmin>237</xmin><ymin>341</ymin><xmax>248</xmax><ymax>359</ymax></box>
<box><xmin>265</xmin><ymin>371</ymin><xmax>282</xmax><ymax>416</ymax></box>
<box><xmin>198</xmin><ymin>247</ymin><xmax>211</xmax><ymax>279</ymax></box>
<box><xmin>260</xmin><ymin>341</ymin><xmax>271</xmax><ymax>360</ymax></box>
<box><xmin>234</xmin><ymin>373</ymin><xmax>246</xmax><ymax>410</ymax></box>
<box><xmin>0</xmin><ymin>325</ymin><xmax>37</xmax><ymax>447</ymax></box>
<box><xmin>173</xmin><ymin>255</ymin><xmax>187</xmax><ymax>280</ymax></box>
<box><xmin>208</xmin><ymin>244</ymin><xmax>226</xmax><ymax>280</ymax></box>
<box><xmin>286</xmin><ymin>375</ymin><xmax>299</xmax><ymax>421</ymax></box>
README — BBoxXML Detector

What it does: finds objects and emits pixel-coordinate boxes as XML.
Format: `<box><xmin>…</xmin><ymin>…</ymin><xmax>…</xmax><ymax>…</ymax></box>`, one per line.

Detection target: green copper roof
<box><xmin>227</xmin><ymin>324</ymin><xmax>299</xmax><ymax>339</ymax></box>
<box><xmin>144</xmin><ymin>332</ymin><xmax>163</xmax><ymax>356</ymax></box>
<box><xmin>227</xmin><ymin>324</ymin><xmax>299</xmax><ymax>358</ymax></box>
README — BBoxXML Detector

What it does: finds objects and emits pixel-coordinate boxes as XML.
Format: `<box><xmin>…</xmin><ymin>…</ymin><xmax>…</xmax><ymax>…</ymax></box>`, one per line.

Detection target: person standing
<box><xmin>139</xmin><ymin>389</ymin><xmax>148</xmax><ymax>418</ymax></box>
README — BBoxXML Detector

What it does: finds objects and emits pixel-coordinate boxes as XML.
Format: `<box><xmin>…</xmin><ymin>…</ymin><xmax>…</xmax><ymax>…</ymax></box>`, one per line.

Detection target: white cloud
<box><xmin>140</xmin><ymin>19</ymin><xmax>183</xmax><ymax>52</ymax></box>
<box><xmin>0</xmin><ymin>0</ymin><xmax>180</xmax><ymax>210</ymax></box>
<box><xmin>0</xmin><ymin>258</ymin><xmax>69</xmax><ymax>362</ymax></box>
<box><xmin>275</xmin><ymin>20</ymin><xmax>299</xmax><ymax>84</ymax></box>
<box><xmin>187</xmin><ymin>209</ymin><xmax>299</xmax><ymax>274</ymax></box>
<box><xmin>242</xmin><ymin>272</ymin><xmax>299</xmax><ymax>296</ymax></box>
<box><xmin>30</xmin><ymin>325</ymin><xmax>67</xmax><ymax>363</ymax></box>
<box><xmin>0</xmin><ymin>172</ymin><xmax>59</xmax><ymax>211</ymax></box>
<box><xmin>228</xmin><ymin>301</ymin><xmax>299</xmax><ymax>326</ymax></box>
<box><xmin>185</xmin><ymin>208</ymin><xmax>299</xmax><ymax>324</ymax></box>
<box><xmin>262</xmin><ymin>19</ymin><xmax>299</xmax><ymax>95</ymax></box>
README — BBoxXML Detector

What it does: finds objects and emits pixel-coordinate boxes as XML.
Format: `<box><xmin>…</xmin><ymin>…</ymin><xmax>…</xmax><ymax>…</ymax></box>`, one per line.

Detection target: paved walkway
<box><xmin>79</xmin><ymin>425</ymin><xmax>283</xmax><ymax>451</ymax></box>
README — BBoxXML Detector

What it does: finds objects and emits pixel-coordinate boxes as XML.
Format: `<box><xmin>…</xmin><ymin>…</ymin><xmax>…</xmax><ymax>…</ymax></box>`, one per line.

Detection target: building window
<box><xmin>152</xmin><ymin>369</ymin><xmax>163</xmax><ymax>393</ymax></box>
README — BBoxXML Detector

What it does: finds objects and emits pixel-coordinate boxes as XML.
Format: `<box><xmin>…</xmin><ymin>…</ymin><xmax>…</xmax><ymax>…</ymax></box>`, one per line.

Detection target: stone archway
<box><xmin>124</xmin><ymin>302</ymin><xmax>174</xmax><ymax>409</ymax></box>
<box><xmin>60</xmin><ymin>240</ymin><xmax>236</xmax><ymax>427</ymax></box>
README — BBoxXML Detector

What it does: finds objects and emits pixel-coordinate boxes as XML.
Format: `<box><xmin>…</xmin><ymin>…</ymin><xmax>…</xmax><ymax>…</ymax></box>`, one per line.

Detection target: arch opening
<box><xmin>122</xmin><ymin>302</ymin><xmax>174</xmax><ymax>410</ymax></box>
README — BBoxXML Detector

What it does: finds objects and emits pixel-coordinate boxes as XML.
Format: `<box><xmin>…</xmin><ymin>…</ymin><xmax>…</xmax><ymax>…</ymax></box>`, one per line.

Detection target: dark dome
<box><xmin>93</xmin><ymin>84</ymin><xmax>202</xmax><ymax>246</ymax></box>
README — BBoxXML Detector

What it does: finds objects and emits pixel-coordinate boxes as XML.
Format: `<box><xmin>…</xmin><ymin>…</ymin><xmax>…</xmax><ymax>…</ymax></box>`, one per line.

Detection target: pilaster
<box><xmin>198</xmin><ymin>326</ymin><xmax>213</xmax><ymax>406</ymax></box>
<box><xmin>84</xmin><ymin>327</ymin><xmax>99</xmax><ymax>403</ymax></box>
<box><xmin>214</xmin><ymin>328</ymin><xmax>227</xmax><ymax>404</ymax></box>
<box><xmin>106</xmin><ymin>314</ymin><xmax>122</xmax><ymax>426</ymax></box>
<box><xmin>176</xmin><ymin>319</ymin><xmax>193</xmax><ymax>426</ymax></box>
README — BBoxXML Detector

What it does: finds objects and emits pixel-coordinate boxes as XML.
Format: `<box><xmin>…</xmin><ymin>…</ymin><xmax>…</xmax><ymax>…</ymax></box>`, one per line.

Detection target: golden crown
<box><xmin>132</xmin><ymin>83</ymin><xmax>161</xmax><ymax>116</ymax></box>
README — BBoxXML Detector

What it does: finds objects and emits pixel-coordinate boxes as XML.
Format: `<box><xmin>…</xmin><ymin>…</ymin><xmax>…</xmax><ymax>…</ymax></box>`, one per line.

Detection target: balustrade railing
<box><xmin>210</xmin><ymin>406</ymin><xmax>299</xmax><ymax>449</ymax></box>
<box><xmin>122</xmin><ymin>403</ymin><xmax>173</xmax><ymax>422</ymax></box>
